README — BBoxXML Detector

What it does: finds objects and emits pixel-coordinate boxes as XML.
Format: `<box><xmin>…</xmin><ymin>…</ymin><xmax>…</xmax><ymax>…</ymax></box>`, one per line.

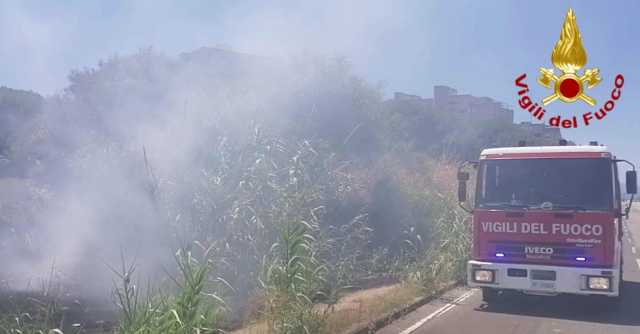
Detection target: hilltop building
<box><xmin>387</xmin><ymin>85</ymin><xmax>562</xmax><ymax>145</ymax></box>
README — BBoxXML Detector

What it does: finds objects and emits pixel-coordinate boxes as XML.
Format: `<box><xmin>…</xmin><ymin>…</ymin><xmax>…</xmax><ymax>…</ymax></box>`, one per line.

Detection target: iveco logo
<box><xmin>525</xmin><ymin>246</ymin><xmax>554</xmax><ymax>254</ymax></box>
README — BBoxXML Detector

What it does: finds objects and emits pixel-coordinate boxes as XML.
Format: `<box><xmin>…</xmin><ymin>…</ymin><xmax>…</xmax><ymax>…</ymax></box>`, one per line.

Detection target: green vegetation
<box><xmin>112</xmin><ymin>249</ymin><xmax>227</xmax><ymax>334</ymax></box>
<box><xmin>261</xmin><ymin>220</ymin><xmax>328</xmax><ymax>334</ymax></box>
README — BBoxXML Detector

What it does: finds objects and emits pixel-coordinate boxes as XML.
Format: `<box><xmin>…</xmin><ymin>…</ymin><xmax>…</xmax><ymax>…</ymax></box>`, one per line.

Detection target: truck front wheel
<box><xmin>594</xmin><ymin>294</ymin><xmax>621</xmax><ymax>311</ymax></box>
<box><xmin>482</xmin><ymin>287</ymin><xmax>499</xmax><ymax>303</ymax></box>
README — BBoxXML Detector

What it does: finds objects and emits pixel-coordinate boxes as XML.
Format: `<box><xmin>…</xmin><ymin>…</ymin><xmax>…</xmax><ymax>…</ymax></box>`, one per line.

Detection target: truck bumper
<box><xmin>467</xmin><ymin>260</ymin><xmax>620</xmax><ymax>296</ymax></box>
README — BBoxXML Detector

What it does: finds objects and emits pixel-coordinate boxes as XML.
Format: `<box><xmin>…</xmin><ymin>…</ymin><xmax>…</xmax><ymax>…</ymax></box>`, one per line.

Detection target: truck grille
<box><xmin>491</xmin><ymin>241</ymin><xmax>590</xmax><ymax>262</ymax></box>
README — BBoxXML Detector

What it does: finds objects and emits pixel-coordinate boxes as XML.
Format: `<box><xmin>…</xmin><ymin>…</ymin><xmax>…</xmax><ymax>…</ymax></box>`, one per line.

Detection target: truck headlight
<box><xmin>473</xmin><ymin>269</ymin><xmax>495</xmax><ymax>283</ymax></box>
<box><xmin>587</xmin><ymin>276</ymin><xmax>611</xmax><ymax>290</ymax></box>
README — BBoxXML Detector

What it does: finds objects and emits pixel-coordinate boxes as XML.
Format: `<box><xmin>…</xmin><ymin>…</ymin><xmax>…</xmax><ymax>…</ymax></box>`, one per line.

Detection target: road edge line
<box><xmin>344</xmin><ymin>281</ymin><xmax>462</xmax><ymax>334</ymax></box>
<box><xmin>398</xmin><ymin>289</ymin><xmax>475</xmax><ymax>334</ymax></box>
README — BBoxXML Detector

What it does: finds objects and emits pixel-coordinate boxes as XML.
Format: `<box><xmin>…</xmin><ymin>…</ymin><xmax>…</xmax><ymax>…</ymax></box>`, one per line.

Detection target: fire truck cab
<box><xmin>457</xmin><ymin>143</ymin><xmax>637</xmax><ymax>303</ymax></box>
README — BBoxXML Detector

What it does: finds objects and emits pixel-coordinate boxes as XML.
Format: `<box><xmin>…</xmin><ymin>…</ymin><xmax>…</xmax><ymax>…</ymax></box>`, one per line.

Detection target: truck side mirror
<box><xmin>458</xmin><ymin>172</ymin><xmax>469</xmax><ymax>202</ymax></box>
<box><xmin>626</xmin><ymin>171</ymin><xmax>637</xmax><ymax>194</ymax></box>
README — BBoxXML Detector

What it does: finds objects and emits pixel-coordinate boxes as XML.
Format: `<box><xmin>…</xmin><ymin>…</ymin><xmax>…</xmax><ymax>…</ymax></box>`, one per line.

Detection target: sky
<box><xmin>1</xmin><ymin>0</ymin><xmax>639</xmax><ymax>164</ymax></box>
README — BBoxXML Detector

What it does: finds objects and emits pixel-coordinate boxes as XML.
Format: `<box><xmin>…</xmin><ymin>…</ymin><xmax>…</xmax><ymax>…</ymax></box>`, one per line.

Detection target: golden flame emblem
<box><xmin>538</xmin><ymin>8</ymin><xmax>601</xmax><ymax>106</ymax></box>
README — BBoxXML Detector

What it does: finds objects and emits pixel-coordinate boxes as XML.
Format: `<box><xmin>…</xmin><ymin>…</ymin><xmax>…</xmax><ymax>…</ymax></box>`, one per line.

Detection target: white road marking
<box><xmin>434</xmin><ymin>303</ymin><xmax>457</xmax><ymax>319</ymax></box>
<box><xmin>636</xmin><ymin>259</ymin><xmax>640</xmax><ymax>269</ymax></box>
<box><xmin>632</xmin><ymin>247</ymin><xmax>637</xmax><ymax>254</ymax></box>
<box><xmin>399</xmin><ymin>290</ymin><xmax>475</xmax><ymax>334</ymax></box>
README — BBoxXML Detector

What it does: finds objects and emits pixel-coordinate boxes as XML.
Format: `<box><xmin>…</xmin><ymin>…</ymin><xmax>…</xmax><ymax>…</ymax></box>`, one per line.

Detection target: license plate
<box><xmin>531</xmin><ymin>281</ymin><xmax>556</xmax><ymax>290</ymax></box>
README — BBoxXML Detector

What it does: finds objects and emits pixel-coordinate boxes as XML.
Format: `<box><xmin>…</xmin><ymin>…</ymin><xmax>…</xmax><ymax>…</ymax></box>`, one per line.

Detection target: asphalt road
<box><xmin>380</xmin><ymin>214</ymin><xmax>640</xmax><ymax>334</ymax></box>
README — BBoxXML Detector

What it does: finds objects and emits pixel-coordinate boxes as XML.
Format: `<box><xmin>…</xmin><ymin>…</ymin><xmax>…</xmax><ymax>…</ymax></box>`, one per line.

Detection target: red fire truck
<box><xmin>457</xmin><ymin>143</ymin><xmax>637</xmax><ymax>304</ymax></box>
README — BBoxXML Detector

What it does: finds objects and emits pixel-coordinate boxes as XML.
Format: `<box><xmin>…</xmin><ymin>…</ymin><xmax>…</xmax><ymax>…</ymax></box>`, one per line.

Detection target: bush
<box><xmin>400</xmin><ymin>158</ymin><xmax>472</xmax><ymax>290</ymax></box>
<box><xmin>261</xmin><ymin>219</ymin><xmax>328</xmax><ymax>334</ymax></box>
<box><xmin>113</xmin><ymin>248</ymin><xmax>227</xmax><ymax>334</ymax></box>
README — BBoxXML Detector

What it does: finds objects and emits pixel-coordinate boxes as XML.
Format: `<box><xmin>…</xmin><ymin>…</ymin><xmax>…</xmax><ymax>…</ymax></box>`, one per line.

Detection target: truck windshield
<box><xmin>477</xmin><ymin>158</ymin><xmax>613</xmax><ymax>211</ymax></box>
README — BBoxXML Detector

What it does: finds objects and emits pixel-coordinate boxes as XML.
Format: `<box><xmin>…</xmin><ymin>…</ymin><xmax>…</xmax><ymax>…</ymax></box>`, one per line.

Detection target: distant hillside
<box><xmin>1</xmin><ymin>48</ymin><xmax>569</xmax><ymax>169</ymax></box>
<box><xmin>0</xmin><ymin>87</ymin><xmax>43</xmax><ymax>176</ymax></box>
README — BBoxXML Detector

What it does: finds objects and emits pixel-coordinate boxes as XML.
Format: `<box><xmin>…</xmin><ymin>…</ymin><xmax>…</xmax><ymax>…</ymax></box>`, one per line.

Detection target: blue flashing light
<box><xmin>495</xmin><ymin>252</ymin><xmax>505</xmax><ymax>257</ymax></box>
<box><xmin>576</xmin><ymin>257</ymin><xmax>587</xmax><ymax>262</ymax></box>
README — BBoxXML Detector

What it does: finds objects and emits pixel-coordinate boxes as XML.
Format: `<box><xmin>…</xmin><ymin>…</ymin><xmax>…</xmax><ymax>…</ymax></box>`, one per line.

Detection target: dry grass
<box><xmin>232</xmin><ymin>283</ymin><xmax>423</xmax><ymax>334</ymax></box>
<box><xmin>232</xmin><ymin>321</ymin><xmax>270</xmax><ymax>334</ymax></box>
<box><xmin>324</xmin><ymin>283</ymin><xmax>422</xmax><ymax>334</ymax></box>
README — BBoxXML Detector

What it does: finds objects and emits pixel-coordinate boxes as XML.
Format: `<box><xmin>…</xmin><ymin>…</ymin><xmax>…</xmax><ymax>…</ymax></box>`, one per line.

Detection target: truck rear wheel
<box><xmin>482</xmin><ymin>287</ymin><xmax>499</xmax><ymax>303</ymax></box>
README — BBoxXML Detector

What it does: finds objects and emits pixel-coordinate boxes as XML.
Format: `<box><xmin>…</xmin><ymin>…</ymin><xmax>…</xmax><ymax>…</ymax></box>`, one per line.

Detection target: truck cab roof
<box><xmin>480</xmin><ymin>145</ymin><xmax>612</xmax><ymax>160</ymax></box>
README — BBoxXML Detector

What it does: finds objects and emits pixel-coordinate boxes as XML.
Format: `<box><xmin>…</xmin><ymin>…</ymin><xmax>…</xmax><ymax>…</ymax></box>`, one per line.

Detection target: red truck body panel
<box><xmin>473</xmin><ymin>209</ymin><xmax>615</xmax><ymax>267</ymax></box>
<box><xmin>473</xmin><ymin>147</ymin><xmax>619</xmax><ymax>268</ymax></box>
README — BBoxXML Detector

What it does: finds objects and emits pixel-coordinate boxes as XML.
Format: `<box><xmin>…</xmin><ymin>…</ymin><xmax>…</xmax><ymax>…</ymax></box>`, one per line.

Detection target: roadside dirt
<box><xmin>234</xmin><ymin>283</ymin><xmax>423</xmax><ymax>334</ymax></box>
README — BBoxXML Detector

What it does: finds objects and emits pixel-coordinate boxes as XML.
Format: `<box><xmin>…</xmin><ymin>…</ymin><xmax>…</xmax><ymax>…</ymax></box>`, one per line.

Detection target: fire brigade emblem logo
<box><xmin>515</xmin><ymin>7</ymin><xmax>624</xmax><ymax>128</ymax></box>
<box><xmin>537</xmin><ymin>9</ymin><xmax>601</xmax><ymax>106</ymax></box>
